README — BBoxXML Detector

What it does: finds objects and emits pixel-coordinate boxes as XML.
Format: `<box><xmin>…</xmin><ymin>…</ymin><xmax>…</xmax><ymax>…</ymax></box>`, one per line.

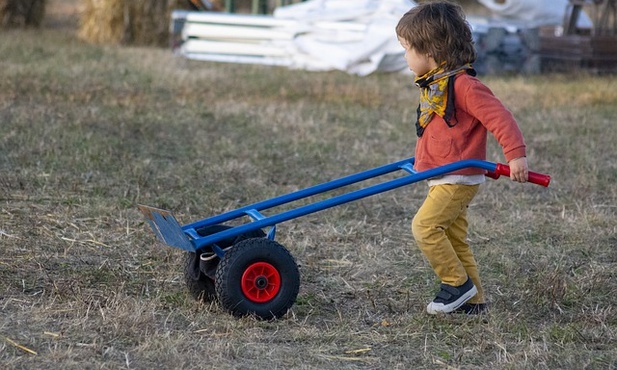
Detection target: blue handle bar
<box><xmin>181</xmin><ymin>157</ymin><xmax>541</xmax><ymax>251</ymax></box>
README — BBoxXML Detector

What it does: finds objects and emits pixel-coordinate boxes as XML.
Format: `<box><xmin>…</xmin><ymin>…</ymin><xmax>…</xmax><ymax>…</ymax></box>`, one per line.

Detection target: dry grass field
<box><xmin>1</xmin><ymin>1</ymin><xmax>617</xmax><ymax>369</ymax></box>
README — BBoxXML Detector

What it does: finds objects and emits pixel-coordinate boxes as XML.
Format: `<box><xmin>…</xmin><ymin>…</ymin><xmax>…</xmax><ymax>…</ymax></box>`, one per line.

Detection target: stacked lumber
<box><xmin>538</xmin><ymin>32</ymin><xmax>617</xmax><ymax>72</ymax></box>
<box><xmin>173</xmin><ymin>11</ymin><xmax>301</xmax><ymax>67</ymax></box>
<box><xmin>537</xmin><ymin>0</ymin><xmax>617</xmax><ymax>73</ymax></box>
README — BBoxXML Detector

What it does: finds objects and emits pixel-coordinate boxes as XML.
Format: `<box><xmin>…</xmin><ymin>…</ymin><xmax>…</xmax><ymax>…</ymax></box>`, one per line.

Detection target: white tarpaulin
<box><xmin>176</xmin><ymin>0</ymin><xmax>415</xmax><ymax>76</ymax></box>
<box><xmin>272</xmin><ymin>0</ymin><xmax>415</xmax><ymax>75</ymax></box>
<box><xmin>477</xmin><ymin>0</ymin><xmax>593</xmax><ymax>28</ymax></box>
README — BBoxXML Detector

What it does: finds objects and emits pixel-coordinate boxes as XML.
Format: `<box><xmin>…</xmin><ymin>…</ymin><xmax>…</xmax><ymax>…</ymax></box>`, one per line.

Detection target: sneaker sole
<box><xmin>426</xmin><ymin>285</ymin><xmax>478</xmax><ymax>314</ymax></box>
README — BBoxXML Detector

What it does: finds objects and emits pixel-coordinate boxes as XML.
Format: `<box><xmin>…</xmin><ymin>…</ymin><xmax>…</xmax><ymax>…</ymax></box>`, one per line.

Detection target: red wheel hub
<box><xmin>241</xmin><ymin>262</ymin><xmax>281</xmax><ymax>303</ymax></box>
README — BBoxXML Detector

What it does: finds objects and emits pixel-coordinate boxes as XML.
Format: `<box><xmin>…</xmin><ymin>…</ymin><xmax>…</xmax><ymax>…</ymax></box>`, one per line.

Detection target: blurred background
<box><xmin>2</xmin><ymin>0</ymin><xmax>615</xmax><ymax>74</ymax></box>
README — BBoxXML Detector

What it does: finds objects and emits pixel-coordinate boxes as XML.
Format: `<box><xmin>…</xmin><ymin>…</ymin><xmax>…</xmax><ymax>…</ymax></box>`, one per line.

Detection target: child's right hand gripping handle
<box><xmin>485</xmin><ymin>163</ymin><xmax>551</xmax><ymax>187</ymax></box>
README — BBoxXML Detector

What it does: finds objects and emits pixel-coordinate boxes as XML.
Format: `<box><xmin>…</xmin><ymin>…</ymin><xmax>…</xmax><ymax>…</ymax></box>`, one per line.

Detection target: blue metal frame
<box><xmin>140</xmin><ymin>157</ymin><xmax>504</xmax><ymax>253</ymax></box>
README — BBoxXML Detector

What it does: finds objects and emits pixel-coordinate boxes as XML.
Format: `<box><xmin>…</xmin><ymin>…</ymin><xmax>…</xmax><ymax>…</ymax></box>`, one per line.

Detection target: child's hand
<box><xmin>509</xmin><ymin>157</ymin><xmax>528</xmax><ymax>183</ymax></box>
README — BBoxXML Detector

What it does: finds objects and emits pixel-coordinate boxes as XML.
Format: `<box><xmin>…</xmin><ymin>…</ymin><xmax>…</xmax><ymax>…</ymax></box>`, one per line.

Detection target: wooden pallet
<box><xmin>539</xmin><ymin>33</ymin><xmax>617</xmax><ymax>72</ymax></box>
<box><xmin>539</xmin><ymin>1</ymin><xmax>617</xmax><ymax>73</ymax></box>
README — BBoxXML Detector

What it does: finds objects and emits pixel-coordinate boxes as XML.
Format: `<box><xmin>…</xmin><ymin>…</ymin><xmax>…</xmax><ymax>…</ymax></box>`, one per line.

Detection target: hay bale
<box><xmin>0</xmin><ymin>0</ymin><xmax>47</xmax><ymax>27</ymax></box>
<box><xmin>79</xmin><ymin>0</ymin><xmax>214</xmax><ymax>46</ymax></box>
<box><xmin>78</xmin><ymin>0</ymin><xmax>124</xmax><ymax>44</ymax></box>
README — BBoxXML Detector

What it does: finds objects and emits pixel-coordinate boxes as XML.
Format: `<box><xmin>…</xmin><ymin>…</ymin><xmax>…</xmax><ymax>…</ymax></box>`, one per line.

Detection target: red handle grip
<box><xmin>486</xmin><ymin>163</ymin><xmax>551</xmax><ymax>187</ymax></box>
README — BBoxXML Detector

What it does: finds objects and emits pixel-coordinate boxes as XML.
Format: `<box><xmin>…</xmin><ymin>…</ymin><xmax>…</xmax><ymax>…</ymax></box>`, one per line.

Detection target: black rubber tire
<box><xmin>184</xmin><ymin>225</ymin><xmax>265</xmax><ymax>302</ymax></box>
<box><xmin>215</xmin><ymin>238</ymin><xmax>300</xmax><ymax>319</ymax></box>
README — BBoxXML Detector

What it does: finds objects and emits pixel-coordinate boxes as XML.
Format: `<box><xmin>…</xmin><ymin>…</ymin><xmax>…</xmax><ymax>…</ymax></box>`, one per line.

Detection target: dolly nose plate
<box><xmin>138</xmin><ymin>205</ymin><xmax>194</xmax><ymax>252</ymax></box>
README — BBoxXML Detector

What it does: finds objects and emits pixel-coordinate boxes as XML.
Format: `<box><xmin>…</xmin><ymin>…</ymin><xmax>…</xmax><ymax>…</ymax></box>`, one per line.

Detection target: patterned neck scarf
<box><xmin>414</xmin><ymin>64</ymin><xmax>476</xmax><ymax>137</ymax></box>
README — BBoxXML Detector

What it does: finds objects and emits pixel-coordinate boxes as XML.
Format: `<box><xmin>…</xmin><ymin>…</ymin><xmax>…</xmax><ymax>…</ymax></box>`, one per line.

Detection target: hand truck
<box><xmin>139</xmin><ymin>157</ymin><xmax>550</xmax><ymax>319</ymax></box>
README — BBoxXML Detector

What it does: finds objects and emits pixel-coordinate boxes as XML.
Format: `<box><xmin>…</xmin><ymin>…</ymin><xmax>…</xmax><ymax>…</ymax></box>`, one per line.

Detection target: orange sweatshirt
<box><xmin>413</xmin><ymin>73</ymin><xmax>527</xmax><ymax>176</ymax></box>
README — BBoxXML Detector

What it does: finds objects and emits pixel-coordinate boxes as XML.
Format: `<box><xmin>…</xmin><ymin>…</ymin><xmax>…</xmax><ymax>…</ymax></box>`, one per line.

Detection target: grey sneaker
<box><xmin>427</xmin><ymin>277</ymin><xmax>477</xmax><ymax>314</ymax></box>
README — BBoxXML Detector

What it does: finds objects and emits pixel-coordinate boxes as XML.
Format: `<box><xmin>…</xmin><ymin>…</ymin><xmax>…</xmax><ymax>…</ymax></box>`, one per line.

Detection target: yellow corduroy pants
<box><xmin>411</xmin><ymin>184</ymin><xmax>485</xmax><ymax>304</ymax></box>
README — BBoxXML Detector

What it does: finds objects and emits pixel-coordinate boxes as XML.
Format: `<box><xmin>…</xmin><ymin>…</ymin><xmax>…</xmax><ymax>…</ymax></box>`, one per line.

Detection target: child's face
<box><xmin>398</xmin><ymin>37</ymin><xmax>438</xmax><ymax>76</ymax></box>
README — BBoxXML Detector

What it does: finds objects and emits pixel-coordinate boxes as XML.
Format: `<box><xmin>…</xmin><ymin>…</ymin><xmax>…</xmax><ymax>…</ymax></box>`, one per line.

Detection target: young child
<box><xmin>395</xmin><ymin>1</ymin><xmax>529</xmax><ymax>315</ymax></box>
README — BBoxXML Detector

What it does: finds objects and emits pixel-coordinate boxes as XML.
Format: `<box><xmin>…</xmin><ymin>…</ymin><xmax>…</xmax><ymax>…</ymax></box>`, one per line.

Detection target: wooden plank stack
<box><xmin>172</xmin><ymin>11</ymin><xmax>304</xmax><ymax>67</ymax></box>
<box><xmin>539</xmin><ymin>33</ymin><xmax>617</xmax><ymax>73</ymax></box>
<box><xmin>538</xmin><ymin>0</ymin><xmax>617</xmax><ymax>73</ymax></box>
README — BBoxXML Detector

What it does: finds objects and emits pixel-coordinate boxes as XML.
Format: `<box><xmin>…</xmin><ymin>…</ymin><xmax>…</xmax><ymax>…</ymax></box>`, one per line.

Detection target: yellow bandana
<box><xmin>414</xmin><ymin>64</ymin><xmax>475</xmax><ymax>137</ymax></box>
